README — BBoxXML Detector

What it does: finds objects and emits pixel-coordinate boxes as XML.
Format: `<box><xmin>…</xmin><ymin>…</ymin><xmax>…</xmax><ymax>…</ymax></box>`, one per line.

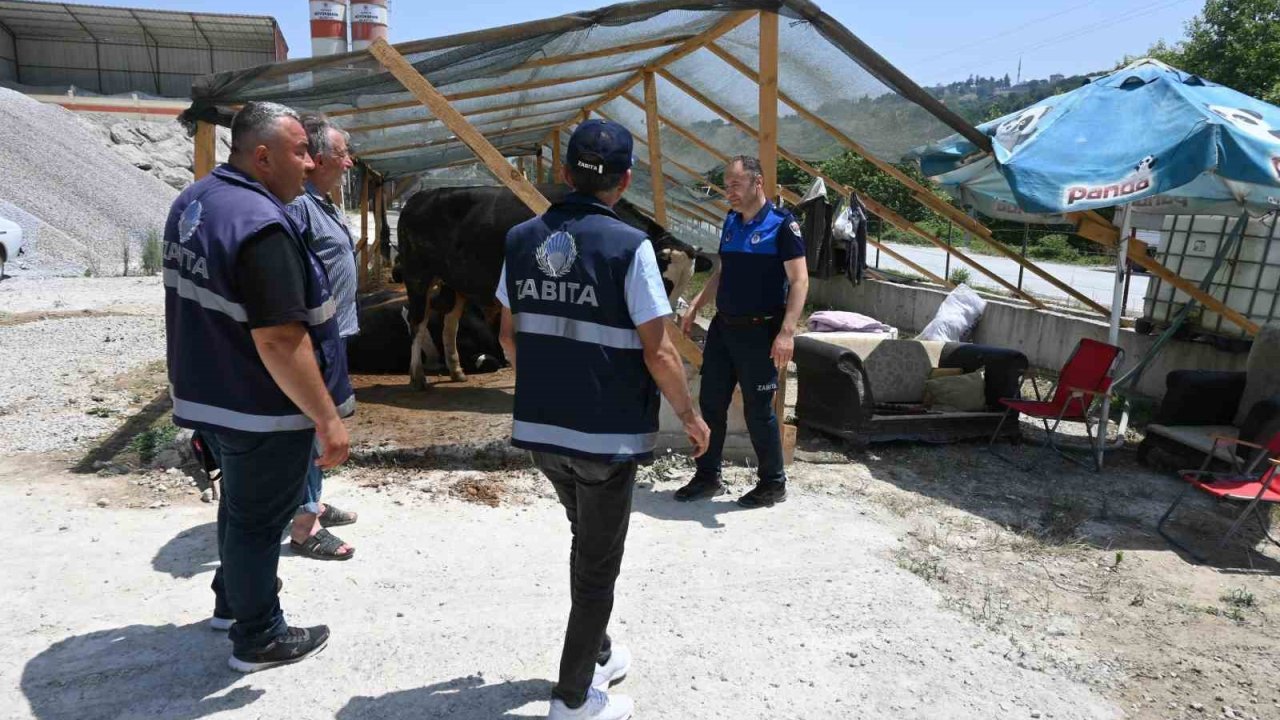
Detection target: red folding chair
<box><xmin>988</xmin><ymin>338</ymin><xmax>1124</xmax><ymax>472</ymax></box>
<box><xmin>1158</xmin><ymin>432</ymin><xmax>1280</xmax><ymax>561</ymax></box>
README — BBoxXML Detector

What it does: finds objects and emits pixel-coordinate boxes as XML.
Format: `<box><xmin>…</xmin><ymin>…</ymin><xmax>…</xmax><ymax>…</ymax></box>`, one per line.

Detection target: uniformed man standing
<box><xmin>677</xmin><ymin>155</ymin><xmax>809</xmax><ymax>508</ymax></box>
<box><xmin>497</xmin><ymin>119</ymin><xmax>711</xmax><ymax>720</ymax></box>
<box><xmin>165</xmin><ymin>101</ymin><xmax>354</xmax><ymax>672</ymax></box>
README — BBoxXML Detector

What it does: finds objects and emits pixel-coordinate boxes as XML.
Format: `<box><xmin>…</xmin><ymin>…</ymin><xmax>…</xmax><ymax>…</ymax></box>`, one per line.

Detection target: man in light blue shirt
<box><xmin>285</xmin><ymin>112</ymin><xmax>359</xmax><ymax>561</ymax></box>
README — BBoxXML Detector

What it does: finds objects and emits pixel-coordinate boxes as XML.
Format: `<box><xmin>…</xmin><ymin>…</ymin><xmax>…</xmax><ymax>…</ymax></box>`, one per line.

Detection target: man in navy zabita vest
<box><xmin>496</xmin><ymin>120</ymin><xmax>710</xmax><ymax>720</ymax></box>
<box><xmin>164</xmin><ymin>102</ymin><xmax>353</xmax><ymax>674</ymax></box>
<box><xmin>678</xmin><ymin>155</ymin><xmax>810</xmax><ymax>509</ymax></box>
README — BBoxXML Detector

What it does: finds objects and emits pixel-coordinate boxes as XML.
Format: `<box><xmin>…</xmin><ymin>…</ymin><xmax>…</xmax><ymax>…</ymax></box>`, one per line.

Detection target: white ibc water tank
<box><xmin>310</xmin><ymin>0</ymin><xmax>349</xmax><ymax>57</ymax></box>
<box><xmin>351</xmin><ymin>0</ymin><xmax>389</xmax><ymax>51</ymax></box>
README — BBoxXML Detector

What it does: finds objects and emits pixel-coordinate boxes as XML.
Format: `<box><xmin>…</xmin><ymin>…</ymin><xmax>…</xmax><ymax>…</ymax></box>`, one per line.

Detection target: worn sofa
<box><xmin>794</xmin><ymin>333</ymin><xmax>1029</xmax><ymax>447</ymax></box>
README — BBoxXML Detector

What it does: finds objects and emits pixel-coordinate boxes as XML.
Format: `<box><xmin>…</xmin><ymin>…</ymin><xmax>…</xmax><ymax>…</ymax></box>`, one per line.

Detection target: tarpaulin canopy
<box><xmin>182</xmin><ymin>0</ymin><xmax>988</xmax><ymax>249</ymax></box>
<box><xmin>913</xmin><ymin>59</ymin><xmax>1280</xmax><ymax>220</ymax></box>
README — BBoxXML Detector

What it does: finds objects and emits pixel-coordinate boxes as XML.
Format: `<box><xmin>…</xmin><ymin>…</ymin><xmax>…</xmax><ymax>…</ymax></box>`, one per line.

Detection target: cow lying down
<box><xmin>346</xmin><ymin>287</ymin><xmax>506</xmax><ymax>376</ymax></box>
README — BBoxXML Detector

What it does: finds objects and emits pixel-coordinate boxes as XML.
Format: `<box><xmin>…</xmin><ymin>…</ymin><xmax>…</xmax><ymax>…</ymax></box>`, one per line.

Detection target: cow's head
<box><xmin>615</xmin><ymin>198</ymin><xmax>710</xmax><ymax>307</ymax></box>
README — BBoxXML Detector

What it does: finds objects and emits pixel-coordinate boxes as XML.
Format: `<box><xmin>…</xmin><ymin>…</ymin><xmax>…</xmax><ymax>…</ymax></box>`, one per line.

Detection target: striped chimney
<box><xmin>351</xmin><ymin>0</ymin><xmax>389</xmax><ymax>51</ymax></box>
<box><xmin>310</xmin><ymin>0</ymin><xmax>349</xmax><ymax>57</ymax></box>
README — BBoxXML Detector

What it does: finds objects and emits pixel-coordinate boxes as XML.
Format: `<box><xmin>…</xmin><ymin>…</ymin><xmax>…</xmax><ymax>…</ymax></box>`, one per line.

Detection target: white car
<box><xmin>0</xmin><ymin>215</ymin><xmax>22</xmax><ymax>277</ymax></box>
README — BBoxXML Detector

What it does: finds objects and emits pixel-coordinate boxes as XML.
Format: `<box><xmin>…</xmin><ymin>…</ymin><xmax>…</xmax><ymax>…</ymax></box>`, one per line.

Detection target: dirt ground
<box><xmin>3</xmin><ymin>277</ymin><xmax>1280</xmax><ymax>719</ymax></box>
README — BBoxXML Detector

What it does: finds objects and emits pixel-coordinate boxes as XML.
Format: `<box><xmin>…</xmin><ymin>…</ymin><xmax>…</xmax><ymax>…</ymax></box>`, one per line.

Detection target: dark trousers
<box><xmin>695</xmin><ymin>315</ymin><xmax>786</xmax><ymax>484</ymax></box>
<box><xmin>533</xmin><ymin>451</ymin><xmax>636</xmax><ymax>707</ymax></box>
<box><xmin>206</xmin><ymin>428</ymin><xmax>315</xmax><ymax>653</ymax></box>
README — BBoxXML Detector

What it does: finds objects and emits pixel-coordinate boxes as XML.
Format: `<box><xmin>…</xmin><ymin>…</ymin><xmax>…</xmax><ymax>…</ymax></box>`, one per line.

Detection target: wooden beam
<box><xmin>372</xmin><ymin>181</ymin><xmax>384</xmax><ymax>286</ymax></box>
<box><xmin>517</xmin><ymin>34</ymin><xmax>692</xmax><ymax>70</ymax></box>
<box><xmin>370</xmin><ymin>39</ymin><xmax>553</xmax><ymax>215</ymax></box>
<box><xmin>194</xmin><ymin>120</ymin><xmax>216</xmax><ymax>180</ymax></box>
<box><xmin>344</xmin><ymin>97</ymin><xmax>595</xmax><ymax>135</ymax></box>
<box><xmin>643</xmin><ymin>71</ymin><xmax>668</xmax><ymax>226</ymax></box>
<box><xmin>866</xmin><ymin>238</ymin><xmax>952</xmax><ymax>287</ymax></box>
<box><xmin>358</xmin><ymin>118</ymin><xmax>565</xmax><ymax>158</ymax></box>
<box><xmin>563</xmin><ymin>10</ymin><xmax>757</xmax><ymax>136</ymax></box>
<box><xmin>358</xmin><ymin>172</ymin><xmax>370</xmax><ymax>292</ymax></box>
<box><xmin>328</xmin><ymin>63</ymin><xmax>645</xmax><ymax>119</ymax></box>
<box><xmin>666</xmin><ymin>317</ymin><xmax>703</xmax><ymax>369</ymax></box>
<box><xmin>758</xmin><ymin>10</ymin><xmax>779</xmax><ymax>201</ymax></box>
<box><xmin>651</xmin><ymin>73</ymin><xmax>1039</xmax><ymax>306</ymax></box>
<box><xmin>705</xmin><ymin>42</ymin><xmax>1108</xmax><ymax>317</ymax></box>
<box><xmin>595</xmin><ymin>108</ymin><xmax>729</xmax><ymax>210</ymax></box>
<box><xmin>550</xmin><ymin>131</ymin><xmax>560</xmax><ymax>181</ymax></box>
<box><xmin>1068</xmin><ymin>211</ymin><xmax>1260</xmax><ymax>335</ymax></box>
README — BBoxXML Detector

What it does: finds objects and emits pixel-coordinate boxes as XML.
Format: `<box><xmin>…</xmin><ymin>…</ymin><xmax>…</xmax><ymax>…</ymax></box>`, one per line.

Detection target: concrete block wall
<box><xmin>810</xmin><ymin>277</ymin><xmax>1251</xmax><ymax>400</ymax></box>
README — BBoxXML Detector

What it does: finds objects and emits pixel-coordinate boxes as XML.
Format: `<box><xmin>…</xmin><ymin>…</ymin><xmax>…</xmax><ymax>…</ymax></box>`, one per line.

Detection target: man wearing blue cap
<box><xmin>677</xmin><ymin>155</ymin><xmax>808</xmax><ymax>508</ymax></box>
<box><xmin>497</xmin><ymin>119</ymin><xmax>711</xmax><ymax>720</ymax></box>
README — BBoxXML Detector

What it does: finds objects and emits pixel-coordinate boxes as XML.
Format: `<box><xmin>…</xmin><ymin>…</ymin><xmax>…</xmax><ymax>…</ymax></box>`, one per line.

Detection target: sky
<box><xmin>77</xmin><ymin>0</ymin><xmax>1203</xmax><ymax>86</ymax></box>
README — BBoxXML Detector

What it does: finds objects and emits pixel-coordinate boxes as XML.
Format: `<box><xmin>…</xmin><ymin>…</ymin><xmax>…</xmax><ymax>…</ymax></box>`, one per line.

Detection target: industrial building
<box><xmin>0</xmin><ymin>0</ymin><xmax>287</xmax><ymax>98</ymax></box>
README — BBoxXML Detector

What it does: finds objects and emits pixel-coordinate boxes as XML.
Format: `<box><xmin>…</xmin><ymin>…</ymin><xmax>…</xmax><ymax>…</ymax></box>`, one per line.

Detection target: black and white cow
<box><xmin>395</xmin><ymin>183</ymin><xmax>709</xmax><ymax>389</ymax></box>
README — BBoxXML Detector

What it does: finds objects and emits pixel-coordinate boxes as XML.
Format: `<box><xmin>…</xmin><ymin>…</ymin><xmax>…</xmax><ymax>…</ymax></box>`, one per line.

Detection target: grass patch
<box><xmin>898</xmin><ymin>554</ymin><xmax>948</xmax><ymax>583</ymax></box>
<box><xmin>1040</xmin><ymin>494</ymin><xmax>1091</xmax><ymax>542</ymax></box>
<box><xmin>86</xmin><ymin>406</ymin><xmax>115</xmax><ymax>418</ymax></box>
<box><xmin>128</xmin><ymin>421</ymin><xmax>180</xmax><ymax>464</ymax></box>
<box><xmin>1221</xmin><ymin>588</ymin><xmax>1256</xmax><ymax>609</ymax></box>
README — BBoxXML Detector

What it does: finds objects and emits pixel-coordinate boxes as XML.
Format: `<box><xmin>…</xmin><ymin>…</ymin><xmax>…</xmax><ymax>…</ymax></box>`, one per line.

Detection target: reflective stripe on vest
<box><xmin>512</xmin><ymin>420</ymin><xmax>657</xmax><ymax>456</ymax></box>
<box><xmin>171</xmin><ymin>388</ymin><xmax>357</xmax><ymax>433</ymax></box>
<box><xmin>514</xmin><ymin>312</ymin><xmax>642</xmax><ymax>350</ymax></box>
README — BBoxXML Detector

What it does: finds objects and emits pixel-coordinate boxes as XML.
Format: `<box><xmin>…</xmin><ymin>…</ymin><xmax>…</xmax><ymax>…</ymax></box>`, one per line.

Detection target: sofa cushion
<box><xmin>1236</xmin><ymin>323</ymin><xmax>1280</xmax><ymax>427</ymax></box>
<box><xmin>801</xmin><ymin>335</ymin><xmax>947</xmax><ymax>403</ymax></box>
<box><xmin>1146</xmin><ymin>424</ymin><xmax>1241</xmax><ymax>464</ymax></box>
<box><xmin>924</xmin><ymin>370</ymin><xmax>987</xmax><ymax>412</ymax></box>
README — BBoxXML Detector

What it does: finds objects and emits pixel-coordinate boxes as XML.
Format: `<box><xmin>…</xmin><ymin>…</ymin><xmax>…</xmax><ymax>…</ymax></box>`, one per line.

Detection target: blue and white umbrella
<box><xmin>912</xmin><ymin>59</ymin><xmax>1280</xmax><ymax>220</ymax></box>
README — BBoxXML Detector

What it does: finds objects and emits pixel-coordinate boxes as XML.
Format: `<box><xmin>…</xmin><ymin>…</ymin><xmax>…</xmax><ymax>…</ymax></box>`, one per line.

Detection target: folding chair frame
<box><xmin>1158</xmin><ymin>444</ymin><xmax>1280</xmax><ymax>562</ymax></box>
<box><xmin>989</xmin><ymin>346</ymin><xmax>1125</xmax><ymax>473</ymax></box>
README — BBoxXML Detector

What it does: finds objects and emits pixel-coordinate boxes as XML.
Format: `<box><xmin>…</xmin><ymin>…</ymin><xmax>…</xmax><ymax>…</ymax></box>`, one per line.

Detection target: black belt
<box><xmin>717</xmin><ymin>313</ymin><xmax>779</xmax><ymax>327</ymax></box>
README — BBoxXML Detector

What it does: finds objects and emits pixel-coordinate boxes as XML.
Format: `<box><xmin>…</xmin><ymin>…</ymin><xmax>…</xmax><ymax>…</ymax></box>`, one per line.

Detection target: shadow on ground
<box><xmin>630</xmin><ymin>482</ymin><xmax>753</xmax><ymax>529</ymax></box>
<box><xmin>20</xmin><ymin>622</ymin><xmax>259</xmax><ymax>720</ymax></box>
<box><xmin>70</xmin><ymin>390</ymin><xmax>171</xmax><ymax>473</ymax></box>
<box><xmin>338</xmin><ymin>676</ymin><xmax>552</xmax><ymax>719</ymax></box>
<box><xmin>152</xmin><ymin>521</ymin><xmax>219</xmax><ymax>579</ymax></box>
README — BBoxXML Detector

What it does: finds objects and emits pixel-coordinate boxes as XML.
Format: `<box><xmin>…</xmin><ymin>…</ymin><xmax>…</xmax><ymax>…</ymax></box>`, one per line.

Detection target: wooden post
<box><xmin>629</xmin><ymin>87</ymin><xmax>1042</xmax><ymax>307</ymax></box>
<box><xmin>758</xmin><ymin>10</ymin><xmax>779</xmax><ymax>201</ymax></box>
<box><xmin>368</xmin><ymin>38</ymin><xmax>551</xmax><ymax>214</ymax></box>
<box><xmin>704</xmin><ymin>42</ymin><xmax>1109</xmax><ymax>317</ymax></box>
<box><xmin>358</xmin><ymin>172</ymin><xmax>369</xmax><ymax>292</ymax></box>
<box><xmin>194</xmin><ymin>120</ymin><xmax>217</xmax><ymax>180</ymax></box>
<box><xmin>1069</xmin><ymin>211</ymin><xmax>1260</xmax><ymax>335</ymax></box>
<box><xmin>372</xmin><ymin>181</ymin><xmax>384</xmax><ymax>287</ymax></box>
<box><xmin>643</xmin><ymin>71</ymin><xmax>669</xmax><ymax>226</ymax></box>
<box><xmin>551</xmin><ymin>131</ymin><xmax>562</xmax><ymax>183</ymax></box>
<box><xmin>537</xmin><ymin>148</ymin><xmax>546</xmax><ymax>184</ymax></box>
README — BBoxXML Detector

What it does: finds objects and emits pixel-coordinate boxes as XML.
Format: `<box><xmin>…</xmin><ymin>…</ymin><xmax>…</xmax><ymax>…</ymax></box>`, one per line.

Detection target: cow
<box><xmin>395</xmin><ymin>183</ymin><xmax>710</xmax><ymax>390</ymax></box>
<box><xmin>346</xmin><ymin>286</ymin><xmax>505</xmax><ymax>376</ymax></box>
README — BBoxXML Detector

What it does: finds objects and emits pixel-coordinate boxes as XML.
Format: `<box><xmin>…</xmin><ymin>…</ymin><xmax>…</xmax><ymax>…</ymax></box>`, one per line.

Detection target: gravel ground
<box><xmin>0</xmin><ymin>313</ymin><xmax>164</xmax><ymax>453</ymax></box>
<box><xmin>0</xmin><ymin>275</ymin><xmax>163</xmax><ymax>314</ymax></box>
<box><xmin>0</xmin><ymin>88</ymin><xmax>177</xmax><ymax>276</ymax></box>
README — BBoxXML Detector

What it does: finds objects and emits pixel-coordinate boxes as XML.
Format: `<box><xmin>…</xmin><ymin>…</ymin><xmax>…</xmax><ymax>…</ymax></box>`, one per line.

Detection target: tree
<box><xmin>1140</xmin><ymin>0</ymin><xmax>1280</xmax><ymax>103</ymax></box>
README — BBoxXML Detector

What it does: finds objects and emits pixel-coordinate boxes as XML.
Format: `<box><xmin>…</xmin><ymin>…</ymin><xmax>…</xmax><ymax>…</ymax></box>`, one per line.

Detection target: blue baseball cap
<box><xmin>566</xmin><ymin>119</ymin><xmax>633</xmax><ymax>175</ymax></box>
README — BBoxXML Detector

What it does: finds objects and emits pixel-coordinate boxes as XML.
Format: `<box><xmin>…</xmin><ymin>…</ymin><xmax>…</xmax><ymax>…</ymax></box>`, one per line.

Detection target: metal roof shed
<box><xmin>0</xmin><ymin>0</ymin><xmax>286</xmax><ymax>97</ymax></box>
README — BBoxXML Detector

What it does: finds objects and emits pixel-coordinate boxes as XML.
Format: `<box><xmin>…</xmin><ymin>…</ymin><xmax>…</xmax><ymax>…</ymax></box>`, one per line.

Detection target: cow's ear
<box><xmin>658</xmin><ymin>248</ymin><xmax>672</xmax><ymax>260</ymax></box>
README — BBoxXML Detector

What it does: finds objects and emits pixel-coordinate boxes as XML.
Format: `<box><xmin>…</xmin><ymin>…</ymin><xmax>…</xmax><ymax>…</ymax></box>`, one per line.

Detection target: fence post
<box><xmin>1018</xmin><ymin>223</ymin><xmax>1030</xmax><ymax>293</ymax></box>
<box><xmin>944</xmin><ymin>221</ymin><xmax>952</xmax><ymax>281</ymax></box>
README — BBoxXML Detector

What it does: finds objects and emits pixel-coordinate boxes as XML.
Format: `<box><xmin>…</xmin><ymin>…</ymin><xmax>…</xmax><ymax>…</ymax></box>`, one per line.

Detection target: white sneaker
<box><xmin>592</xmin><ymin>644</ymin><xmax>631</xmax><ymax>690</ymax></box>
<box><xmin>548</xmin><ymin>687</ymin><xmax>634</xmax><ymax>720</ymax></box>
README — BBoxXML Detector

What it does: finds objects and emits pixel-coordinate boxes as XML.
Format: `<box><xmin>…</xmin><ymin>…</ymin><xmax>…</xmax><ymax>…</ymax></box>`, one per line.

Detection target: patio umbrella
<box><xmin>913</xmin><ymin>58</ymin><xmax>1280</xmax><ymax>220</ymax></box>
<box><xmin>911</xmin><ymin>58</ymin><xmax>1280</xmax><ymax>466</ymax></box>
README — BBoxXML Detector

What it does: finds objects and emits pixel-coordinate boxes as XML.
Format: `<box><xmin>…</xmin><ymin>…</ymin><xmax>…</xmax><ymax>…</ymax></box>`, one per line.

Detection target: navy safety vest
<box><xmin>163</xmin><ymin>164</ymin><xmax>355</xmax><ymax>434</ymax></box>
<box><xmin>505</xmin><ymin>193</ymin><xmax>659</xmax><ymax>464</ymax></box>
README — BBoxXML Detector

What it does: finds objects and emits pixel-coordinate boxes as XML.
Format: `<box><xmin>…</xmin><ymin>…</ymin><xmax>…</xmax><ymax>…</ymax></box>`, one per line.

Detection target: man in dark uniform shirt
<box><xmin>677</xmin><ymin>155</ymin><xmax>809</xmax><ymax>508</ymax></box>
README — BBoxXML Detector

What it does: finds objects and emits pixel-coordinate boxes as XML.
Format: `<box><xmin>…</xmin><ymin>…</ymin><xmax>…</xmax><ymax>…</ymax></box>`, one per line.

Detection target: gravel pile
<box><xmin>0</xmin><ymin>88</ymin><xmax>179</xmax><ymax>277</ymax></box>
<box><xmin>75</xmin><ymin>112</ymin><xmax>230</xmax><ymax>191</ymax></box>
<box><xmin>0</xmin><ymin>314</ymin><xmax>165</xmax><ymax>454</ymax></box>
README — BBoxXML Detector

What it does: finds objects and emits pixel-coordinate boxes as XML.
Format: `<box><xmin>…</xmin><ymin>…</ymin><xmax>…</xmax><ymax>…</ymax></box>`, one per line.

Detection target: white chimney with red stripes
<box><xmin>350</xmin><ymin>0</ymin><xmax>389</xmax><ymax>51</ymax></box>
<box><xmin>309</xmin><ymin>0</ymin><xmax>350</xmax><ymax>57</ymax></box>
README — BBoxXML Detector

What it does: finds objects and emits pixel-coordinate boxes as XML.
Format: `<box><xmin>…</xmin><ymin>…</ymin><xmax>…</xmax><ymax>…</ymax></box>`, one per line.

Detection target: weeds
<box><xmin>948</xmin><ymin>267</ymin><xmax>972</xmax><ymax>285</ymax></box>
<box><xmin>1040</xmin><ymin>494</ymin><xmax>1090</xmax><ymax>542</ymax></box>
<box><xmin>1221</xmin><ymin>588</ymin><xmax>1256</xmax><ymax>609</ymax></box>
<box><xmin>898</xmin><ymin>554</ymin><xmax>948</xmax><ymax>583</ymax></box>
<box><xmin>128</xmin><ymin>422</ymin><xmax>180</xmax><ymax>464</ymax></box>
<box><xmin>141</xmin><ymin>228</ymin><xmax>163</xmax><ymax>275</ymax></box>
<box><xmin>86</xmin><ymin>406</ymin><xmax>114</xmax><ymax>418</ymax></box>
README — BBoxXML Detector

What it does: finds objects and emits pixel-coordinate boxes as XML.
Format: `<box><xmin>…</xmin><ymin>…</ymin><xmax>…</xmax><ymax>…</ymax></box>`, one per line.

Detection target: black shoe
<box><xmin>674</xmin><ymin>476</ymin><xmax>725</xmax><ymax>502</ymax></box>
<box><xmin>228</xmin><ymin>624</ymin><xmax>330</xmax><ymax>673</ymax></box>
<box><xmin>211</xmin><ymin>576</ymin><xmax>283</xmax><ymax>631</ymax></box>
<box><xmin>737</xmin><ymin>481</ymin><xmax>786</xmax><ymax>508</ymax></box>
